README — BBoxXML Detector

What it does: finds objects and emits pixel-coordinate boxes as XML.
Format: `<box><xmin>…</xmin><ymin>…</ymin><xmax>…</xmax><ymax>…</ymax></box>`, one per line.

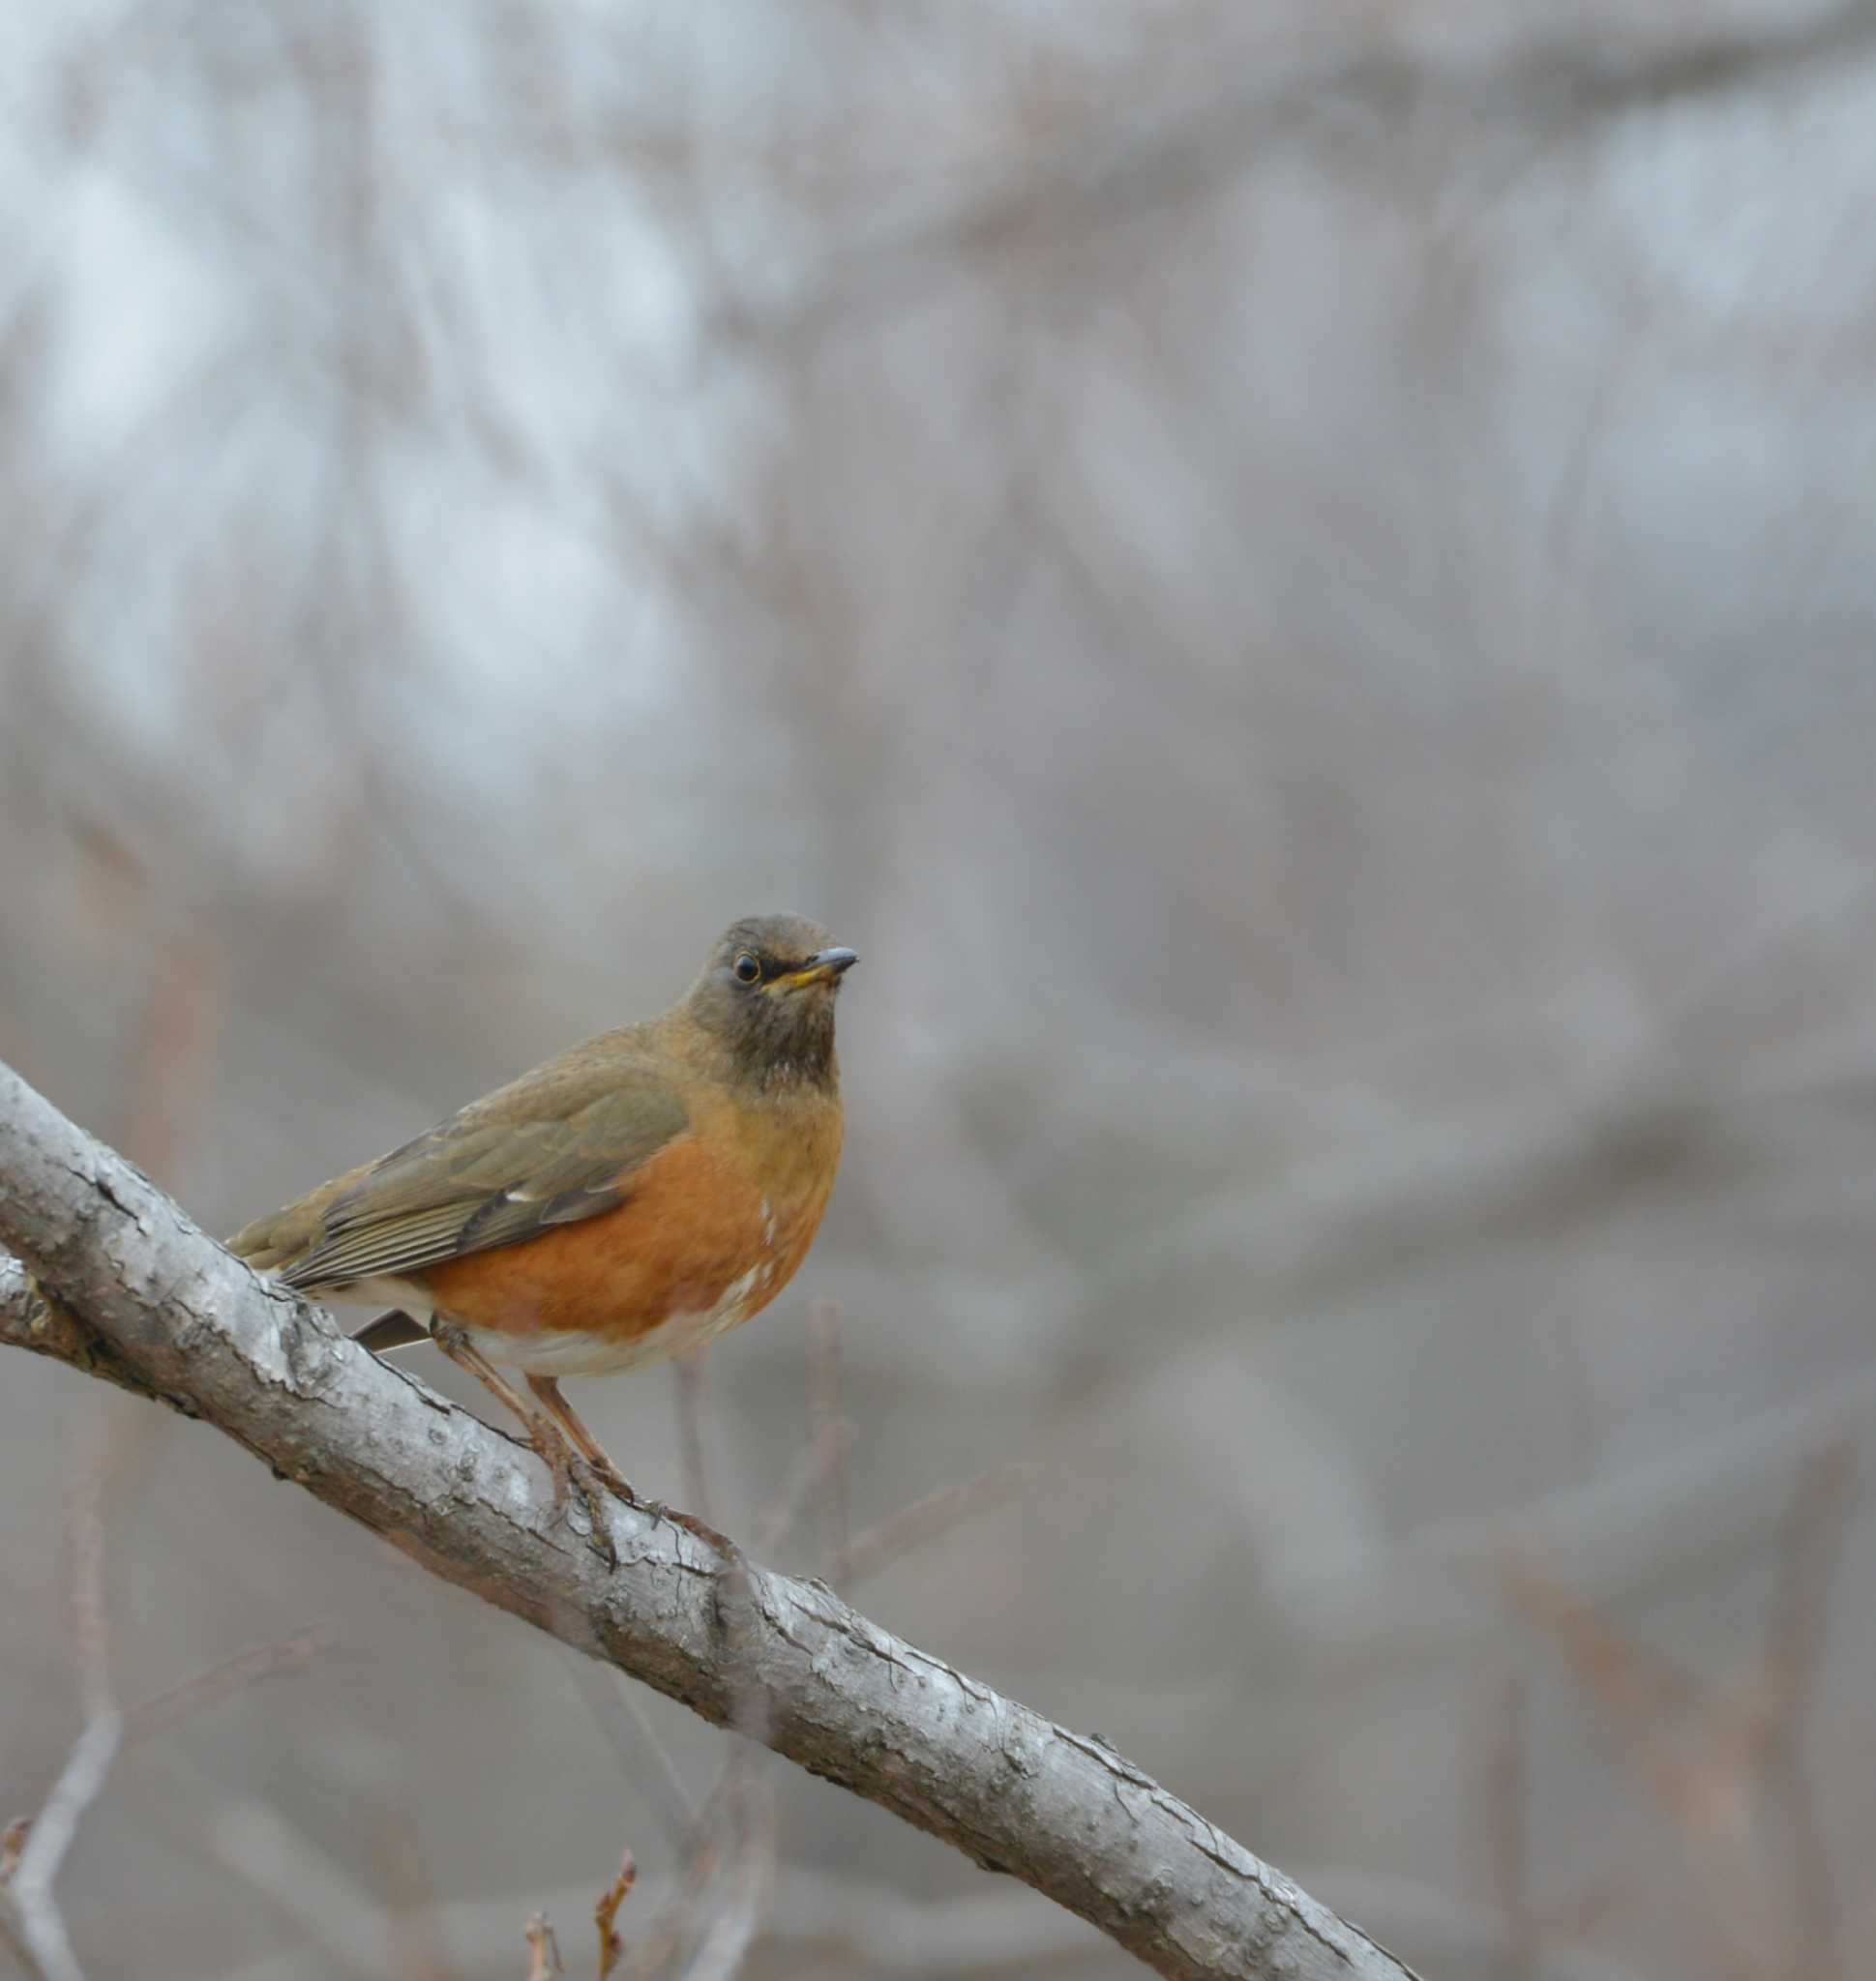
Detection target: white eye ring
<box><xmin>733</xmin><ymin>952</ymin><xmax>761</xmax><ymax>984</ymax></box>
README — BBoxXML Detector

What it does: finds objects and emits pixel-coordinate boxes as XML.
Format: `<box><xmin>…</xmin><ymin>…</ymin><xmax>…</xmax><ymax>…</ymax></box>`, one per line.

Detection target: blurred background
<box><xmin>5</xmin><ymin>2</ymin><xmax>1876</xmax><ymax>1975</ymax></box>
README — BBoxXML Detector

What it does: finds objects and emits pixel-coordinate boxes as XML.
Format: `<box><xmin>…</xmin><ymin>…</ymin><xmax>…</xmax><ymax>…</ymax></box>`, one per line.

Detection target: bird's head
<box><xmin>684</xmin><ymin>914</ymin><xmax>858</xmax><ymax>1090</ymax></box>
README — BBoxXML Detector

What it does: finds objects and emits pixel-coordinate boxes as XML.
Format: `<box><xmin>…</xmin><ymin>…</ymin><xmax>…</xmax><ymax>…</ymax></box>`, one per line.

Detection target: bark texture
<box><xmin>0</xmin><ymin>1059</ymin><xmax>1418</xmax><ymax>1981</ymax></box>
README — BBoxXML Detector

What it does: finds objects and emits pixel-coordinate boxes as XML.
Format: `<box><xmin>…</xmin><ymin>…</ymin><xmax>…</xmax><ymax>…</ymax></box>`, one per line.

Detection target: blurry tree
<box><xmin>4</xmin><ymin>0</ymin><xmax>1876</xmax><ymax>1975</ymax></box>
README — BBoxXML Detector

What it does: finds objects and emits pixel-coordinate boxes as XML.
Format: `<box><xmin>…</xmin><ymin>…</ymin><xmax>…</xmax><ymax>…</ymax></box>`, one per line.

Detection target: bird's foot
<box><xmin>642</xmin><ymin>1497</ymin><xmax>744</xmax><ymax>1563</ymax></box>
<box><xmin>580</xmin><ymin>1452</ymin><xmax>640</xmax><ymax>1508</ymax></box>
<box><xmin>533</xmin><ymin>1425</ymin><xmax>619</xmax><ymax>1570</ymax></box>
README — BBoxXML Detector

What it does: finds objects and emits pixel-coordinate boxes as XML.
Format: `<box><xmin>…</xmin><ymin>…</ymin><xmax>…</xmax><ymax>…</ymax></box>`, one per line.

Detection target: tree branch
<box><xmin>0</xmin><ymin>1059</ymin><xmax>1417</xmax><ymax>1981</ymax></box>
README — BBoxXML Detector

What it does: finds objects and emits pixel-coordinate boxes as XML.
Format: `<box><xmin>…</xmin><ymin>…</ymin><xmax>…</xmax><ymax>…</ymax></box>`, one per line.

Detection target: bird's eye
<box><xmin>733</xmin><ymin>952</ymin><xmax>762</xmax><ymax>985</ymax></box>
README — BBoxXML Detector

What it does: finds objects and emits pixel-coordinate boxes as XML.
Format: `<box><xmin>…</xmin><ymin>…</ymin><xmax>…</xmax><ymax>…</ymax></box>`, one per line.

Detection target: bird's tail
<box><xmin>352</xmin><ymin>1309</ymin><xmax>430</xmax><ymax>1354</ymax></box>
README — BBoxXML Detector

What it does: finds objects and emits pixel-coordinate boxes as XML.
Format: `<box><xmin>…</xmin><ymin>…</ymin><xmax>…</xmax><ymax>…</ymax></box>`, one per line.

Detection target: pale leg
<box><xmin>432</xmin><ymin>1320</ymin><xmax>618</xmax><ymax>1562</ymax></box>
<box><xmin>526</xmin><ymin>1374</ymin><xmax>636</xmax><ymax>1500</ymax></box>
<box><xmin>528</xmin><ymin>1372</ymin><xmax>738</xmax><ymax>1557</ymax></box>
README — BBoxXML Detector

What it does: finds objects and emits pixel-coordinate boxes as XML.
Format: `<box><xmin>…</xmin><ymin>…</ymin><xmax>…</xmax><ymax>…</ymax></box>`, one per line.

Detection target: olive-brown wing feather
<box><xmin>267</xmin><ymin>1073</ymin><xmax>690</xmax><ymax>1291</ymax></box>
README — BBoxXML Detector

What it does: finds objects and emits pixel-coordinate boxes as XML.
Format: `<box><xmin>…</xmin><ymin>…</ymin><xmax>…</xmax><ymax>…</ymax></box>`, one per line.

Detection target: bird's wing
<box><xmin>229</xmin><ymin>1063</ymin><xmax>690</xmax><ymax>1290</ymax></box>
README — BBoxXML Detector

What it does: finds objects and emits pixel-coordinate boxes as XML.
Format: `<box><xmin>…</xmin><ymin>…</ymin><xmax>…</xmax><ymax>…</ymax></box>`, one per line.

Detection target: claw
<box><xmin>526</xmin><ymin>1414</ymin><xmax>618</xmax><ymax>1569</ymax></box>
<box><xmin>584</xmin><ymin>1455</ymin><xmax>639</xmax><ymax>1506</ymax></box>
<box><xmin>567</xmin><ymin>1458</ymin><xmax>620</xmax><ymax>1571</ymax></box>
<box><xmin>429</xmin><ymin>1322</ymin><xmax>623</xmax><ymax>1568</ymax></box>
<box><xmin>664</xmin><ymin>1502</ymin><xmax>743</xmax><ymax>1561</ymax></box>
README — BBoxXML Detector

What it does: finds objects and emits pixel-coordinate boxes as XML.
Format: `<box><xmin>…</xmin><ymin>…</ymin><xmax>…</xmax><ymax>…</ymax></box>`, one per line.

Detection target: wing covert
<box><xmin>279</xmin><ymin>1074</ymin><xmax>689</xmax><ymax>1290</ymax></box>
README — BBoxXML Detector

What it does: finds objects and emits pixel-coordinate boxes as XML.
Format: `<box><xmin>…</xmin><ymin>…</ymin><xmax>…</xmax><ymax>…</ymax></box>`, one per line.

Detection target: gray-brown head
<box><xmin>681</xmin><ymin>914</ymin><xmax>858</xmax><ymax>1091</ymax></box>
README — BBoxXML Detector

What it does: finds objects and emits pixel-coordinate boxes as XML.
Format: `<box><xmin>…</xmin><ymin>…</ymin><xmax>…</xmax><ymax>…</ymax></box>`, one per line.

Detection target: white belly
<box><xmin>318</xmin><ymin>1264</ymin><xmax>771</xmax><ymax>1378</ymax></box>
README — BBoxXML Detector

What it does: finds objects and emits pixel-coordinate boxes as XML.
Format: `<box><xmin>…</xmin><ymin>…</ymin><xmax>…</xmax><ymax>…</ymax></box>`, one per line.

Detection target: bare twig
<box><xmin>195</xmin><ymin>1786</ymin><xmax>391</xmax><ymax>1980</ymax></box>
<box><xmin>1</xmin><ymin>1419</ymin><xmax>334</xmax><ymax>1978</ymax></box>
<box><xmin>595</xmin><ymin>1850</ymin><xmax>636</xmax><ymax>1981</ymax></box>
<box><xmin>668</xmin><ymin>1772</ymin><xmax>773</xmax><ymax>1981</ymax></box>
<box><xmin>561</xmin><ymin>1655</ymin><xmax>700</xmax><ymax>1845</ymax></box>
<box><xmin>0</xmin><ymin>1062</ymin><xmax>1418</xmax><ymax>1981</ymax></box>
<box><xmin>648</xmin><ymin>1338</ymin><xmax>780</xmax><ymax>1978</ymax></box>
<box><xmin>664</xmin><ymin>1524</ymin><xmax>779</xmax><ymax>1979</ymax></box>
<box><xmin>751</xmin><ymin>1418</ymin><xmax>853</xmax><ymax>1562</ymax></box>
<box><xmin>1758</xmin><ymin>1439</ymin><xmax>1856</xmax><ymax>1981</ymax></box>
<box><xmin>114</xmin><ymin>929</ymin><xmax>223</xmax><ymax>1191</ymax></box>
<box><xmin>525</xmin><ymin>1912</ymin><xmax>564</xmax><ymax>1981</ymax></box>
<box><xmin>805</xmin><ymin>1299</ymin><xmax>849</xmax><ymax>1571</ymax></box>
<box><xmin>122</xmin><ymin>1624</ymin><xmax>337</xmax><ymax>1750</ymax></box>
<box><xmin>8</xmin><ymin>1681</ymin><xmax>120</xmax><ymax>1981</ymax></box>
<box><xmin>1498</xmin><ymin>1491</ymin><xmax>1866</xmax><ymax>1981</ymax></box>
<box><xmin>1497</xmin><ymin>1553</ymin><xmax>1700</xmax><ymax>1745</ymax></box>
<box><xmin>832</xmin><ymin>1462</ymin><xmax>1028</xmax><ymax>1588</ymax></box>
<box><xmin>0</xmin><ymin>1820</ymin><xmax>32</xmax><ymax>1977</ymax></box>
<box><xmin>670</xmin><ymin>1352</ymin><xmax>718</xmax><ymax>1536</ymax></box>
<box><xmin>5</xmin><ymin>1440</ymin><xmax>125</xmax><ymax>1981</ymax></box>
<box><xmin>1761</xmin><ymin>1437</ymin><xmax>1856</xmax><ymax>1734</ymax></box>
<box><xmin>1470</xmin><ymin>1669</ymin><xmax>1534</xmax><ymax>1981</ymax></box>
<box><xmin>620</xmin><ymin>1761</ymin><xmax>774</xmax><ymax>1981</ymax></box>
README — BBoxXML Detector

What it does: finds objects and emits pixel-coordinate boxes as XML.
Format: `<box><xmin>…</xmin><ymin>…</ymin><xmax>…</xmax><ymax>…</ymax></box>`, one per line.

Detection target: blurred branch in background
<box><xmin>8</xmin><ymin>1</ymin><xmax>1876</xmax><ymax>1976</ymax></box>
<box><xmin>1498</xmin><ymin>1437</ymin><xmax>1856</xmax><ymax>1981</ymax></box>
<box><xmin>0</xmin><ymin>1407</ymin><xmax>334</xmax><ymax>1981</ymax></box>
<box><xmin>2</xmin><ymin>1441</ymin><xmax>121</xmax><ymax>1981</ymax></box>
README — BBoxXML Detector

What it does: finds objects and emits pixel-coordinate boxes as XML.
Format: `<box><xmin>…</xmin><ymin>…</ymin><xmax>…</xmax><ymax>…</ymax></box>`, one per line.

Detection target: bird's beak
<box><xmin>776</xmin><ymin>946</ymin><xmax>859</xmax><ymax>990</ymax></box>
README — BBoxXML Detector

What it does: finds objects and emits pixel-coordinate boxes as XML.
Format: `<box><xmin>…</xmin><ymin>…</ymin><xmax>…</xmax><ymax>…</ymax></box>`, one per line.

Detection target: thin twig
<box><xmin>114</xmin><ymin>930</ymin><xmax>222</xmax><ymax>1191</ymax></box>
<box><xmin>194</xmin><ymin>1785</ymin><xmax>389</xmax><ymax>1980</ymax></box>
<box><xmin>752</xmin><ymin>1418</ymin><xmax>853</xmax><ymax>1562</ymax></box>
<box><xmin>805</xmin><ymin>1299</ymin><xmax>849</xmax><ymax>1572</ymax></box>
<box><xmin>671</xmin><ymin>1352</ymin><xmax>718</xmax><ymax>1535</ymax></box>
<box><xmin>1471</xmin><ymin>1667</ymin><xmax>1533</xmax><ymax>1981</ymax></box>
<box><xmin>595</xmin><ymin>1849</ymin><xmax>636</xmax><ymax>1981</ymax></box>
<box><xmin>524</xmin><ymin>1912</ymin><xmax>564</xmax><ymax>1981</ymax></box>
<box><xmin>561</xmin><ymin>1654</ymin><xmax>700</xmax><ymax>1845</ymax></box>
<box><xmin>7</xmin><ymin>1439</ymin><xmax>124</xmax><ymax>1981</ymax></box>
<box><xmin>1499</xmin><ymin>1547</ymin><xmax>1786</xmax><ymax>1979</ymax></box>
<box><xmin>640</xmin><ymin>1355</ymin><xmax>779</xmax><ymax>1980</ymax></box>
<box><xmin>670</xmin><ymin>1770</ymin><xmax>774</xmax><ymax>1981</ymax></box>
<box><xmin>832</xmin><ymin>1463</ymin><xmax>1028</xmax><ymax>1588</ymax></box>
<box><xmin>122</xmin><ymin>1624</ymin><xmax>337</xmax><ymax>1750</ymax></box>
<box><xmin>1759</xmin><ymin>1437</ymin><xmax>1856</xmax><ymax>1981</ymax></box>
<box><xmin>8</xmin><ymin>1704</ymin><xmax>121</xmax><ymax>1981</ymax></box>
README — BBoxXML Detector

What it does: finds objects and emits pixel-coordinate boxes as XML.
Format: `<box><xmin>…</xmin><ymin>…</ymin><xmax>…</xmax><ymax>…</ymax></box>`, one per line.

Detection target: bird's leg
<box><xmin>525</xmin><ymin>1375</ymin><xmax>637</xmax><ymax>1502</ymax></box>
<box><xmin>528</xmin><ymin>1373</ymin><xmax>741</xmax><ymax>1560</ymax></box>
<box><xmin>430</xmin><ymin>1322</ymin><xmax>616</xmax><ymax>1564</ymax></box>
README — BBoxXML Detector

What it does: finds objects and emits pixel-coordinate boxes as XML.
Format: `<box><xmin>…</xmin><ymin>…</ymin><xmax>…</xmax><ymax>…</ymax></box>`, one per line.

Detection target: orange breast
<box><xmin>415</xmin><ymin>1095</ymin><xmax>841</xmax><ymax>1347</ymax></box>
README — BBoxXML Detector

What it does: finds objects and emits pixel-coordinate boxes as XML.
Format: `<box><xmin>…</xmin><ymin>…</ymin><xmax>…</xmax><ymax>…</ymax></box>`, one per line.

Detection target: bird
<box><xmin>227</xmin><ymin>914</ymin><xmax>856</xmax><ymax>1545</ymax></box>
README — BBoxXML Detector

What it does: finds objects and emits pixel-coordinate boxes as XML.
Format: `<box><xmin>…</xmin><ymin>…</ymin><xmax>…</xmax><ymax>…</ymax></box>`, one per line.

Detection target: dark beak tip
<box><xmin>820</xmin><ymin>946</ymin><xmax>859</xmax><ymax>975</ymax></box>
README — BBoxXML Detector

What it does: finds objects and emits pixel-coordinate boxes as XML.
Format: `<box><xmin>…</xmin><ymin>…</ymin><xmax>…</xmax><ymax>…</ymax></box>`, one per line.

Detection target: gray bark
<box><xmin>0</xmin><ymin>1058</ymin><xmax>1419</xmax><ymax>1981</ymax></box>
